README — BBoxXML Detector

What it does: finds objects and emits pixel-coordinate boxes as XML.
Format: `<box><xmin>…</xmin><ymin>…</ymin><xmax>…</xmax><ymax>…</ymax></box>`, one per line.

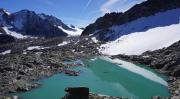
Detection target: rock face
<box><xmin>82</xmin><ymin>0</ymin><xmax>180</xmax><ymax>41</ymax></box>
<box><xmin>0</xmin><ymin>9</ymin><xmax>10</xmax><ymax>26</ymax></box>
<box><xmin>10</xmin><ymin>10</ymin><xmax>70</xmax><ymax>37</ymax></box>
<box><xmin>0</xmin><ymin>34</ymin><xmax>15</xmax><ymax>44</ymax></box>
<box><xmin>0</xmin><ymin>8</ymin><xmax>81</xmax><ymax>38</ymax></box>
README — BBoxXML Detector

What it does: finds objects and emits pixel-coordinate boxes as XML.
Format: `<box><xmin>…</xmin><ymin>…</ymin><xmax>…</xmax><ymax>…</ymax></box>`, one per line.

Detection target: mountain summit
<box><xmin>82</xmin><ymin>0</ymin><xmax>180</xmax><ymax>41</ymax></box>
<box><xmin>0</xmin><ymin>9</ymin><xmax>83</xmax><ymax>38</ymax></box>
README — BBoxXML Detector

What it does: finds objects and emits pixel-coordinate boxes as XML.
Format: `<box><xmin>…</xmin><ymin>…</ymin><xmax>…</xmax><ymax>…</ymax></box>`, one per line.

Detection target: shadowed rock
<box><xmin>62</xmin><ymin>87</ymin><xmax>89</xmax><ymax>99</ymax></box>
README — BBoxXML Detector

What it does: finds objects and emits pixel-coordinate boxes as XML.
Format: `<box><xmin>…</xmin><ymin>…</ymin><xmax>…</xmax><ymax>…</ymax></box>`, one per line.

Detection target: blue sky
<box><xmin>0</xmin><ymin>0</ymin><xmax>145</xmax><ymax>27</ymax></box>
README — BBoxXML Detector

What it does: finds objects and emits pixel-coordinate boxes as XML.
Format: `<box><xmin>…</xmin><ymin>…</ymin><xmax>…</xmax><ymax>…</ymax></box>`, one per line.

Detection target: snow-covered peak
<box><xmin>0</xmin><ymin>8</ymin><xmax>10</xmax><ymax>15</ymax></box>
<box><xmin>11</xmin><ymin>10</ymin><xmax>32</xmax><ymax>30</ymax></box>
<box><xmin>0</xmin><ymin>8</ymin><xmax>81</xmax><ymax>38</ymax></box>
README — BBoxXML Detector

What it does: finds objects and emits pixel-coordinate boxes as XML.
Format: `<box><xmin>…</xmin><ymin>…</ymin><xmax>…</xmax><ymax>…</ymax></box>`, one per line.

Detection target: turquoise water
<box><xmin>16</xmin><ymin>57</ymin><xmax>170</xmax><ymax>99</ymax></box>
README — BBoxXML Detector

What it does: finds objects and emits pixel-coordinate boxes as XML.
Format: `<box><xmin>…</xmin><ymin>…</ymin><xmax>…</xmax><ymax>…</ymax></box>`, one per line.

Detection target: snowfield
<box><xmin>2</xmin><ymin>27</ymin><xmax>27</xmax><ymax>39</ymax></box>
<box><xmin>99</xmin><ymin>23</ymin><xmax>180</xmax><ymax>55</ymax></box>
<box><xmin>98</xmin><ymin>8</ymin><xmax>180</xmax><ymax>55</ymax></box>
<box><xmin>58</xmin><ymin>41</ymin><xmax>69</xmax><ymax>46</ymax></box>
<box><xmin>93</xmin><ymin>8</ymin><xmax>180</xmax><ymax>41</ymax></box>
<box><xmin>58</xmin><ymin>26</ymin><xmax>82</xmax><ymax>36</ymax></box>
<box><xmin>27</xmin><ymin>46</ymin><xmax>49</xmax><ymax>50</ymax></box>
<box><xmin>0</xmin><ymin>50</ymin><xmax>11</xmax><ymax>55</ymax></box>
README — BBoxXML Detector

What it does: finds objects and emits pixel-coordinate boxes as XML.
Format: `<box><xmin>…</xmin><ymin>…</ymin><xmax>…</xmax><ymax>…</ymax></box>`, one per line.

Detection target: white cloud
<box><xmin>100</xmin><ymin>0</ymin><xmax>120</xmax><ymax>14</ymax></box>
<box><xmin>117</xmin><ymin>0</ymin><xmax>147</xmax><ymax>12</ymax></box>
<box><xmin>100</xmin><ymin>0</ymin><xmax>146</xmax><ymax>14</ymax></box>
<box><xmin>84</xmin><ymin>0</ymin><xmax>93</xmax><ymax>10</ymax></box>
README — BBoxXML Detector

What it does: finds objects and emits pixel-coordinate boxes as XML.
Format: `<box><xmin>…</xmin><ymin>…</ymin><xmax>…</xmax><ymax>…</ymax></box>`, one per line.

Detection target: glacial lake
<box><xmin>16</xmin><ymin>57</ymin><xmax>170</xmax><ymax>99</ymax></box>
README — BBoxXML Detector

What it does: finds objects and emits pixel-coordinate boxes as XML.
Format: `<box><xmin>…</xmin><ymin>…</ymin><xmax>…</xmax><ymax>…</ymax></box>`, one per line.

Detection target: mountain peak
<box><xmin>0</xmin><ymin>8</ymin><xmax>83</xmax><ymax>38</ymax></box>
<box><xmin>0</xmin><ymin>8</ymin><xmax>10</xmax><ymax>15</ymax></box>
<box><xmin>82</xmin><ymin>0</ymin><xmax>180</xmax><ymax>38</ymax></box>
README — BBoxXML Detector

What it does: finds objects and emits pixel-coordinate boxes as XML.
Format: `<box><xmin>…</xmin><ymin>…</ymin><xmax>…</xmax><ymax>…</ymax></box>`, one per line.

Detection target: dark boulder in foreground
<box><xmin>62</xmin><ymin>87</ymin><xmax>89</xmax><ymax>99</ymax></box>
<box><xmin>62</xmin><ymin>87</ymin><xmax>126</xmax><ymax>99</ymax></box>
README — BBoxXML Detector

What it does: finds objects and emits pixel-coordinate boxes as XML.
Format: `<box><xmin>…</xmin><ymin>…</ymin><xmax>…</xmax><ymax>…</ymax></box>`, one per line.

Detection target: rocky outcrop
<box><xmin>63</xmin><ymin>87</ymin><xmax>89</xmax><ymax>99</ymax></box>
<box><xmin>82</xmin><ymin>0</ymin><xmax>180</xmax><ymax>39</ymax></box>
<box><xmin>0</xmin><ymin>27</ymin><xmax>6</xmax><ymax>33</ymax></box>
<box><xmin>0</xmin><ymin>34</ymin><xmax>15</xmax><ymax>44</ymax></box>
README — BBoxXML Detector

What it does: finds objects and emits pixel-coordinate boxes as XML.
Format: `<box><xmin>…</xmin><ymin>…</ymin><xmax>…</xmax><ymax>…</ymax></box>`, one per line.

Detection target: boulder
<box><xmin>62</xmin><ymin>87</ymin><xmax>89</xmax><ymax>99</ymax></box>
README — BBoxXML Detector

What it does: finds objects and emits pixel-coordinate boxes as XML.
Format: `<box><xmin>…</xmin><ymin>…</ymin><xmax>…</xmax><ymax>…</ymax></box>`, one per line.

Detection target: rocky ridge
<box><xmin>0</xmin><ymin>8</ymin><xmax>83</xmax><ymax>38</ymax></box>
<box><xmin>82</xmin><ymin>0</ymin><xmax>180</xmax><ymax>41</ymax></box>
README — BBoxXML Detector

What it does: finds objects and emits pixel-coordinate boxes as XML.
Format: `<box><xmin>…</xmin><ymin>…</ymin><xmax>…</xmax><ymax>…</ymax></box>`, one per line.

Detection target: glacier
<box><xmin>99</xmin><ymin>8</ymin><xmax>180</xmax><ymax>55</ymax></box>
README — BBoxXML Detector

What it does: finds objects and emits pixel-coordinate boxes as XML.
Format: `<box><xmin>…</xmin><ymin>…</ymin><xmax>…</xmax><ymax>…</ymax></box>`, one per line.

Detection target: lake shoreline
<box><xmin>112</xmin><ymin>54</ymin><xmax>180</xmax><ymax>99</ymax></box>
<box><xmin>0</xmin><ymin>37</ymin><xmax>100</xmax><ymax>98</ymax></box>
<box><xmin>0</xmin><ymin>37</ymin><xmax>179</xmax><ymax>99</ymax></box>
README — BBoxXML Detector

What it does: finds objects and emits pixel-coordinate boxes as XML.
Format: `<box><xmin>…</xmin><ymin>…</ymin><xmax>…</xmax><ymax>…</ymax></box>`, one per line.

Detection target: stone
<box><xmin>63</xmin><ymin>87</ymin><xmax>89</xmax><ymax>99</ymax></box>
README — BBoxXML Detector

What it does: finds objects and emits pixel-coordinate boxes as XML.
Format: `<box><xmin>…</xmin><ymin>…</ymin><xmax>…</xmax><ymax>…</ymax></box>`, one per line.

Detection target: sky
<box><xmin>0</xmin><ymin>0</ymin><xmax>146</xmax><ymax>27</ymax></box>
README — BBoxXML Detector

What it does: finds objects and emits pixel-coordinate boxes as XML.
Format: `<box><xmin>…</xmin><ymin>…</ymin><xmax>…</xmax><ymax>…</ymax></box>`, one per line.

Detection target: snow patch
<box><xmin>90</xmin><ymin>57</ymin><xmax>98</xmax><ymax>61</ymax></box>
<box><xmin>27</xmin><ymin>46</ymin><xmax>48</xmax><ymax>50</ymax></box>
<box><xmin>58</xmin><ymin>41</ymin><xmax>69</xmax><ymax>46</ymax></box>
<box><xmin>2</xmin><ymin>27</ymin><xmax>27</xmax><ymax>39</ymax></box>
<box><xmin>91</xmin><ymin>37</ymin><xmax>98</xmax><ymax>43</ymax></box>
<box><xmin>27</xmin><ymin>46</ymin><xmax>41</xmax><ymax>50</ymax></box>
<box><xmin>0</xmin><ymin>50</ymin><xmax>11</xmax><ymax>55</ymax></box>
<box><xmin>23</xmin><ymin>51</ymin><xmax>27</xmax><ymax>55</ymax></box>
<box><xmin>99</xmin><ymin>23</ymin><xmax>180</xmax><ymax>55</ymax></box>
<box><xmin>58</xmin><ymin>26</ymin><xmax>82</xmax><ymax>36</ymax></box>
<box><xmin>101</xmin><ymin>57</ymin><xmax>168</xmax><ymax>86</ymax></box>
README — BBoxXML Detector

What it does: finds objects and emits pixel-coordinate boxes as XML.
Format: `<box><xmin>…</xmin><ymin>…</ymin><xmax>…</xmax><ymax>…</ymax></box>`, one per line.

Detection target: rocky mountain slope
<box><xmin>82</xmin><ymin>0</ymin><xmax>180</xmax><ymax>41</ymax></box>
<box><xmin>0</xmin><ymin>36</ymin><xmax>100</xmax><ymax>95</ymax></box>
<box><xmin>0</xmin><ymin>9</ymin><xmax>83</xmax><ymax>39</ymax></box>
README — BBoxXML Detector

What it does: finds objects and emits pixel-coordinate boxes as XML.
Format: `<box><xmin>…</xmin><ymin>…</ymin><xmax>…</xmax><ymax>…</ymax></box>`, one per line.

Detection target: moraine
<box><xmin>16</xmin><ymin>57</ymin><xmax>170</xmax><ymax>99</ymax></box>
